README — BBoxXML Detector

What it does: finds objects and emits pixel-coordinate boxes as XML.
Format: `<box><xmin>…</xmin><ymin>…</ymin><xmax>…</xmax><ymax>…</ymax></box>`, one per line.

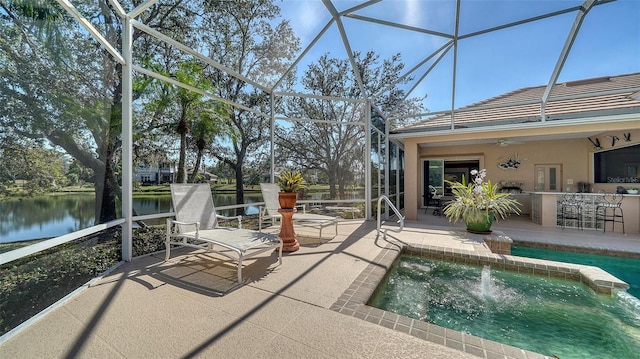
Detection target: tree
<box><xmin>144</xmin><ymin>61</ymin><xmax>222</xmax><ymax>183</ymax></box>
<box><xmin>190</xmin><ymin>107</ymin><xmax>225</xmax><ymax>183</ymax></box>
<box><xmin>200</xmin><ymin>0</ymin><xmax>299</xmax><ymax>212</ymax></box>
<box><xmin>1</xmin><ymin>0</ymin><xmax>199</xmax><ymax>223</ymax></box>
<box><xmin>137</xmin><ymin>56</ymin><xmax>227</xmax><ymax>184</ymax></box>
<box><xmin>0</xmin><ymin>136</ymin><xmax>27</xmax><ymax>185</ymax></box>
<box><xmin>0</xmin><ymin>142</ymin><xmax>67</xmax><ymax>194</ymax></box>
<box><xmin>67</xmin><ymin>158</ymin><xmax>94</xmax><ymax>186</ymax></box>
<box><xmin>243</xmin><ymin>153</ymin><xmax>270</xmax><ymax>186</ymax></box>
<box><xmin>211</xmin><ymin>160</ymin><xmax>235</xmax><ymax>184</ymax></box>
<box><xmin>278</xmin><ymin>52</ymin><xmax>426</xmax><ymax>198</ymax></box>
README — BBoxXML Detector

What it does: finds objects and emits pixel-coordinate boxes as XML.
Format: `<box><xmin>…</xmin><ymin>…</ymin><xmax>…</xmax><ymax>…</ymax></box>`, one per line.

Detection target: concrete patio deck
<box><xmin>1</xmin><ymin>214</ymin><xmax>639</xmax><ymax>358</ymax></box>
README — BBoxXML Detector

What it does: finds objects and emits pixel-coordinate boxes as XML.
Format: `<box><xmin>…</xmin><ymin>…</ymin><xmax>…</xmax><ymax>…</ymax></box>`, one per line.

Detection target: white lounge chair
<box><xmin>166</xmin><ymin>183</ymin><xmax>282</xmax><ymax>284</ymax></box>
<box><xmin>259</xmin><ymin>183</ymin><xmax>338</xmax><ymax>238</ymax></box>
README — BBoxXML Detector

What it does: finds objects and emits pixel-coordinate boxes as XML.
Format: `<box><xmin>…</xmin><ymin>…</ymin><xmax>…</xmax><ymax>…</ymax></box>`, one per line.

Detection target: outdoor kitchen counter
<box><xmin>510</xmin><ymin>193</ymin><xmax>532</xmax><ymax>215</ymax></box>
<box><xmin>530</xmin><ymin>192</ymin><xmax>640</xmax><ymax>234</ymax></box>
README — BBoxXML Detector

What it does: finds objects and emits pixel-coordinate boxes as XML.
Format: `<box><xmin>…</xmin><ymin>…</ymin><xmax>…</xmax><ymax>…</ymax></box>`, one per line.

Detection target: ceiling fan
<box><xmin>495</xmin><ymin>138</ymin><xmax>523</xmax><ymax>147</ymax></box>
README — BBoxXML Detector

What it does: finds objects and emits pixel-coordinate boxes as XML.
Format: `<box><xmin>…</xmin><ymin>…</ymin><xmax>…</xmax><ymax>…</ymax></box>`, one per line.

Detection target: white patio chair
<box><xmin>166</xmin><ymin>183</ymin><xmax>282</xmax><ymax>284</ymax></box>
<box><xmin>259</xmin><ymin>183</ymin><xmax>338</xmax><ymax>239</ymax></box>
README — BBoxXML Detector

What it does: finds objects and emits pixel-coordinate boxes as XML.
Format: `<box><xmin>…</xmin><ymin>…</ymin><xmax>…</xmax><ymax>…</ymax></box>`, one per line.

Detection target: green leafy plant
<box><xmin>276</xmin><ymin>170</ymin><xmax>307</xmax><ymax>192</ymax></box>
<box><xmin>444</xmin><ymin>169</ymin><xmax>521</xmax><ymax>225</ymax></box>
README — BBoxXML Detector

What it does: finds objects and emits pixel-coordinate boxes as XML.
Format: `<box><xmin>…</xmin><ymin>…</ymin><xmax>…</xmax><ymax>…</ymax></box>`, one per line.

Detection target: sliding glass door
<box><xmin>422</xmin><ymin>159</ymin><xmax>480</xmax><ymax>205</ymax></box>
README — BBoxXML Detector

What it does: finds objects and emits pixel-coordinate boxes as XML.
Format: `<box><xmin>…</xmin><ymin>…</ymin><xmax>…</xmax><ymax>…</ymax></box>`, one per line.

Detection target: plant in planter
<box><xmin>627</xmin><ymin>187</ymin><xmax>639</xmax><ymax>195</ymax></box>
<box><xmin>443</xmin><ymin>169</ymin><xmax>521</xmax><ymax>233</ymax></box>
<box><xmin>276</xmin><ymin>170</ymin><xmax>307</xmax><ymax>209</ymax></box>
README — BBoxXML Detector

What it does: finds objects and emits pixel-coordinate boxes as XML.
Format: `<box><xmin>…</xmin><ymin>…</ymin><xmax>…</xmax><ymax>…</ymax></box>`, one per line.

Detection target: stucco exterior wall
<box><xmin>402</xmin><ymin>125</ymin><xmax>640</xmax><ymax>221</ymax></box>
<box><xmin>404</xmin><ymin>137</ymin><xmax>420</xmax><ymax>221</ymax></box>
<box><xmin>419</xmin><ymin>138</ymin><xmax>591</xmax><ymax>192</ymax></box>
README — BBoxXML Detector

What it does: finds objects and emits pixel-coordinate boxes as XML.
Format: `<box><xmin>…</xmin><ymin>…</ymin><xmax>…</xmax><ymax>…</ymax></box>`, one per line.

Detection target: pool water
<box><xmin>370</xmin><ymin>255</ymin><xmax>640</xmax><ymax>359</ymax></box>
<box><xmin>511</xmin><ymin>245</ymin><xmax>640</xmax><ymax>299</ymax></box>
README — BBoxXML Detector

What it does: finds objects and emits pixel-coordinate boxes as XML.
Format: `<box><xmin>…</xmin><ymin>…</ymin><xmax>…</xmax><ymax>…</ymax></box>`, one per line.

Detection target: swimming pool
<box><xmin>370</xmin><ymin>255</ymin><xmax>640</xmax><ymax>359</ymax></box>
<box><xmin>511</xmin><ymin>245</ymin><xmax>640</xmax><ymax>298</ymax></box>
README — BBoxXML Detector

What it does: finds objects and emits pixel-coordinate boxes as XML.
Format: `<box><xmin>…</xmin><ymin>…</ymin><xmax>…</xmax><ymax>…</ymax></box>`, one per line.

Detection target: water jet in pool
<box><xmin>481</xmin><ymin>265</ymin><xmax>492</xmax><ymax>300</ymax></box>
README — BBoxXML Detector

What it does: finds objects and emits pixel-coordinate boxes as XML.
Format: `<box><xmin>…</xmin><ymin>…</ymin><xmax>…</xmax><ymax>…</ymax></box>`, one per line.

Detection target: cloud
<box><xmin>402</xmin><ymin>0</ymin><xmax>423</xmax><ymax>27</ymax></box>
<box><xmin>281</xmin><ymin>1</ymin><xmax>327</xmax><ymax>45</ymax></box>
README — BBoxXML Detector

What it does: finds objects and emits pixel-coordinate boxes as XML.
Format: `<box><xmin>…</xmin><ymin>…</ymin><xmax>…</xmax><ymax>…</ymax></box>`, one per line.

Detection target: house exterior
<box><xmin>185</xmin><ymin>167</ymin><xmax>218</xmax><ymax>184</ymax></box>
<box><xmin>134</xmin><ymin>162</ymin><xmax>218</xmax><ymax>184</ymax></box>
<box><xmin>133</xmin><ymin>162</ymin><xmax>177</xmax><ymax>184</ymax></box>
<box><xmin>391</xmin><ymin>73</ymin><xmax>640</xmax><ymax>233</ymax></box>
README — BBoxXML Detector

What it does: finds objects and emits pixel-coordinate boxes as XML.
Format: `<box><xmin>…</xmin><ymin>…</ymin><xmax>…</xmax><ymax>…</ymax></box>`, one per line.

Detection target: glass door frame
<box><xmin>534</xmin><ymin>163</ymin><xmax>563</xmax><ymax>192</ymax></box>
<box><xmin>422</xmin><ymin>157</ymin><xmax>483</xmax><ymax>204</ymax></box>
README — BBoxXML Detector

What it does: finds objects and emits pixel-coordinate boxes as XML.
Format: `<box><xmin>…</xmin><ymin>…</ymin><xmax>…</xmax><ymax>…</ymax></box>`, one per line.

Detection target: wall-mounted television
<box><xmin>593</xmin><ymin>144</ymin><xmax>640</xmax><ymax>183</ymax></box>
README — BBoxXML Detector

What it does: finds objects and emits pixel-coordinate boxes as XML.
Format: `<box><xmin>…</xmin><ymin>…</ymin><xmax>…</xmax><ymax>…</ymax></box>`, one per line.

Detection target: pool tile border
<box><xmin>331</xmin><ymin>241</ymin><xmax>629</xmax><ymax>359</ymax></box>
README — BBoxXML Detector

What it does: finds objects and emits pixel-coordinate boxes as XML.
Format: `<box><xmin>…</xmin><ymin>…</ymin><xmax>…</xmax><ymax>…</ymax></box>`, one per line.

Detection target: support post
<box><xmin>121</xmin><ymin>15</ymin><xmax>133</xmax><ymax>261</ymax></box>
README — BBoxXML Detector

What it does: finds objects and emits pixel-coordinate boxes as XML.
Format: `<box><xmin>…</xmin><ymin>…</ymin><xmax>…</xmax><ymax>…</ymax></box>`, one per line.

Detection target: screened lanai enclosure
<box><xmin>1</xmin><ymin>0</ymin><xmax>638</xmax><ymax>334</ymax></box>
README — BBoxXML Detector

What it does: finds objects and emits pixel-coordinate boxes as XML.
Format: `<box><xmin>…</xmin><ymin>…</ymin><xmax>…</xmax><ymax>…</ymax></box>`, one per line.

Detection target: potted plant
<box><xmin>276</xmin><ymin>170</ymin><xmax>307</xmax><ymax>209</ymax></box>
<box><xmin>443</xmin><ymin>169</ymin><xmax>521</xmax><ymax>233</ymax></box>
<box><xmin>627</xmin><ymin>187</ymin><xmax>639</xmax><ymax>195</ymax></box>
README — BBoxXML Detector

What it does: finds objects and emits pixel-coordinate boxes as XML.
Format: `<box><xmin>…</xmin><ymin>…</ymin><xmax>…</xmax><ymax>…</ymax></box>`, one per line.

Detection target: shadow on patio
<box><xmin>1</xmin><ymin>216</ymin><xmax>638</xmax><ymax>358</ymax></box>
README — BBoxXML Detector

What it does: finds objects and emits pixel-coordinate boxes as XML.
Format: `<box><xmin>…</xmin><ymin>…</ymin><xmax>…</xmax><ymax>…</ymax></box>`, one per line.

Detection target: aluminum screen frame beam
<box><xmin>540</xmin><ymin>0</ymin><xmax>599</xmax><ymax>121</ymax></box>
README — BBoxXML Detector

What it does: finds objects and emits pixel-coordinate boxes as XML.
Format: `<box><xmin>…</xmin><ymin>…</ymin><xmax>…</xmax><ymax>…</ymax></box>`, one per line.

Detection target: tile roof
<box><xmin>396</xmin><ymin>72</ymin><xmax>640</xmax><ymax>133</ymax></box>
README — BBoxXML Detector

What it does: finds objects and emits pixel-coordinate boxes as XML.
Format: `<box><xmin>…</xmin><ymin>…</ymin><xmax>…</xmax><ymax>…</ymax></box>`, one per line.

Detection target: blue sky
<box><xmin>277</xmin><ymin>0</ymin><xmax>640</xmax><ymax>112</ymax></box>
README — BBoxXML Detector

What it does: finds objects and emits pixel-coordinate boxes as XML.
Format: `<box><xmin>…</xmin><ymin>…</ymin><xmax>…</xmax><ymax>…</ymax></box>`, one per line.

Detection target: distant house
<box><xmin>134</xmin><ymin>162</ymin><xmax>219</xmax><ymax>184</ymax></box>
<box><xmin>133</xmin><ymin>162</ymin><xmax>177</xmax><ymax>184</ymax></box>
<box><xmin>185</xmin><ymin>167</ymin><xmax>218</xmax><ymax>184</ymax></box>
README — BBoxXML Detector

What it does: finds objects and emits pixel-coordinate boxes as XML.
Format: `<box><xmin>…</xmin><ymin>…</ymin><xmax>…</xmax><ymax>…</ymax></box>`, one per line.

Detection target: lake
<box><xmin>0</xmin><ymin>192</ymin><xmax>263</xmax><ymax>243</ymax></box>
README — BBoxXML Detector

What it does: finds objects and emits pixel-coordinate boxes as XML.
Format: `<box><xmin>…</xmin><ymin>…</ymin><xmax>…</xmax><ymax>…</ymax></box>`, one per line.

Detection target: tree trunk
<box><xmin>328</xmin><ymin>167</ymin><xmax>338</xmax><ymax>199</ymax></box>
<box><xmin>98</xmin><ymin>163</ymin><xmax>119</xmax><ymax>223</ymax></box>
<box><xmin>176</xmin><ymin>111</ymin><xmax>188</xmax><ymax>183</ymax></box>
<box><xmin>235</xmin><ymin>167</ymin><xmax>245</xmax><ymax>216</ymax></box>
<box><xmin>92</xmin><ymin>74</ymin><xmax>121</xmax><ymax>225</ymax></box>
<box><xmin>192</xmin><ymin>151</ymin><xmax>203</xmax><ymax>183</ymax></box>
<box><xmin>95</xmin><ymin>21</ymin><xmax>121</xmax><ymax>225</ymax></box>
<box><xmin>95</xmin><ymin>143</ymin><xmax>118</xmax><ymax>224</ymax></box>
<box><xmin>338</xmin><ymin>181</ymin><xmax>346</xmax><ymax>200</ymax></box>
<box><xmin>191</xmin><ymin>139</ymin><xmax>205</xmax><ymax>183</ymax></box>
<box><xmin>231</xmin><ymin>139</ymin><xmax>247</xmax><ymax>215</ymax></box>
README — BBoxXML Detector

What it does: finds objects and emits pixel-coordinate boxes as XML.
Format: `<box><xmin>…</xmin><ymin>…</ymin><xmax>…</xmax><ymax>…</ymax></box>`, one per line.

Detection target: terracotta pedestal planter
<box><xmin>278</xmin><ymin>208</ymin><xmax>299</xmax><ymax>252</ymax></box>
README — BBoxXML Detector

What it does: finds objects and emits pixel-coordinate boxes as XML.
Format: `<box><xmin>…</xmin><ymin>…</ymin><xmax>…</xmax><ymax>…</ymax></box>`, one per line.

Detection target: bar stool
<box><xmin>596</xmin><ymin>192</ymin><xmax>625</xmax><ymax>234</ymax></box>
<box><xmin>560</xmin><ymin>193</ymin><xmax>583</xmax><ymax>230</ymax></box>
